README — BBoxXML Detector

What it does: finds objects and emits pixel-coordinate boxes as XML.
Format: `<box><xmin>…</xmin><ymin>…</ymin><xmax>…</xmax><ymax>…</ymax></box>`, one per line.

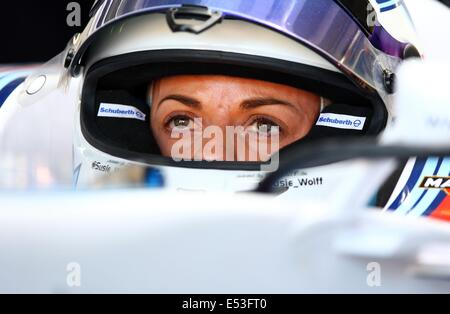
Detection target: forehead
<box><xmin>153</xmin><ymin>75</ymin><xmax>313</xmax><ymax>98</ymax></box>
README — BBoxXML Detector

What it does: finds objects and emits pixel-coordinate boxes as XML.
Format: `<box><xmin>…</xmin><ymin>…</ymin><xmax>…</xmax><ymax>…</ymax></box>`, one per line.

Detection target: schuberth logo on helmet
<box><xmin>316</xmin><ymin>113</ymin><xmax>366</xmax><ymax>131</ymax></box>
<box><xmin>97</xmin><ymin>103</ymin><xmax>146</xmax><ymax>121</ymax></box>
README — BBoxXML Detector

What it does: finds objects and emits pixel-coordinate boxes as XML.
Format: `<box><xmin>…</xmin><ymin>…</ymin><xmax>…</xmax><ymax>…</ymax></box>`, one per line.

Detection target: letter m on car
<box><xmin>420</xmin><ymin>177</ymin><xmax>444</xmax><ymax>189</ymax></box>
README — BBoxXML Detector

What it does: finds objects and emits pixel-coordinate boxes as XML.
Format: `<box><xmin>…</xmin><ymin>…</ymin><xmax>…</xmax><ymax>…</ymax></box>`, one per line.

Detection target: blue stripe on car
<box><xmin>0</xmin><ymin>77</ymin><xmax>26</xmax><ymax>108</ymax></box>
<box><xmin>410</xmin><ymin>157</ymin><xmax>450</xmax><ymax>217</ymax></box>
<box><xmin>407</xmin><ymin>157</ymin><xmax>446</xmax><ymax>216</ymax></box>
<box><xmin>387</xmin><ymin>158</ymin><xmax>426</xmax><ymax>210</ymax></box>
<box><xmin>0</xmin><ymin>70</ymin><xmax>32</xmax><ymax>108</ymax></box>
<box><xmin>393</xmin><ymin>157</ymin><xmax>440</xmax><ymax>216</ymax></box>
<box><xmin>424</xmin><ymin>191</ymin><xmax>447</xmax><ymax>216</ymax></box>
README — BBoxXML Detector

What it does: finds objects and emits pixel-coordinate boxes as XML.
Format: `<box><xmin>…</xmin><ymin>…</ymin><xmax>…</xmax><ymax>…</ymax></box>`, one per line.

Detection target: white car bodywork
<box><xmin>1</xmin><ymin>190</ymin><xmax>450</xmax><ymax>293</ymax></box>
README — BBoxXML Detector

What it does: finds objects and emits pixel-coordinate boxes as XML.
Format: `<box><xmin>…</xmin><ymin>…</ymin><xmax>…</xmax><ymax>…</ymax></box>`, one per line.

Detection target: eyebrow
<box><xmin>157</xmin><ymin>94</ymin><xmax>202</xmax><ymax>110</ymax></box>
<box><xmin>156</xmin><ymin>95</ymin><xmax>297</xmax><ymax>111</ymax></box>
<box><xmin>240</xmin><ymin>97</ymin><xmax>296</xmax><ymax>110</ymax></box>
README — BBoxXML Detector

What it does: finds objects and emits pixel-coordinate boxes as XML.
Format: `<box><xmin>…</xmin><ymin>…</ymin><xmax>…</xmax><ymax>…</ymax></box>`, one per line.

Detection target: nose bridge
<box><xmin>197</xmin><ymin>81</ymin><xmax>246</xmax><ymax>161</ymax></box>
<box><xmin>204</xmin><ymin>89</ymin><xmax>237</xmax><ymax>129</ymax></box>
<box><xmin>201</xmin><ymin>103</ymin><xmax>240</xmax><ymax>161</ymax></box>
<box><xmin>201</xmin><ymin>123</ymin><xmax>239</xmax><ymax>162</ymax></box>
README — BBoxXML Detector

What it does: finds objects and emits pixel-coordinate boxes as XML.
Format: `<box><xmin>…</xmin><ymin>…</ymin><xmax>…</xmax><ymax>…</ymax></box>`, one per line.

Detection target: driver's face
<box><xmin>150</xmin><ymin>75</ymin><xmax>321</xmax><ymax>161</ymax></box>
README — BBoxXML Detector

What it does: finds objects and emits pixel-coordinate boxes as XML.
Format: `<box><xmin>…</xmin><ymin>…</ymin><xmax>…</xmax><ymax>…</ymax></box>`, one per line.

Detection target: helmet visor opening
<box><xmin>81</xmin><ymin>50</ymin><xmax>386</xmax><ymax>169</ymax></box>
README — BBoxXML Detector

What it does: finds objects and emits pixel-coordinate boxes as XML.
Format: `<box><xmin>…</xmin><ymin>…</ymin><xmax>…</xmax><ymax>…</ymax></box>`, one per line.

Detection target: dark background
<box><xmin>0</xmin><ymin>0</ymin><xmax>95</xmax><ymax>63</ymax></box>
<box><xmin>0</xmin><ymin>0</ymin><xmax>449</xmax><ymax>63</ymax></box>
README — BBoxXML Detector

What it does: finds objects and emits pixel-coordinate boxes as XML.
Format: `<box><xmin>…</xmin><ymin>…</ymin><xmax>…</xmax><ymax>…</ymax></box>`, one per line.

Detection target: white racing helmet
<box><xmin>66</xmin><ymin>0</ymin><xmax>420</xmax><ymax>191</ymax></box>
